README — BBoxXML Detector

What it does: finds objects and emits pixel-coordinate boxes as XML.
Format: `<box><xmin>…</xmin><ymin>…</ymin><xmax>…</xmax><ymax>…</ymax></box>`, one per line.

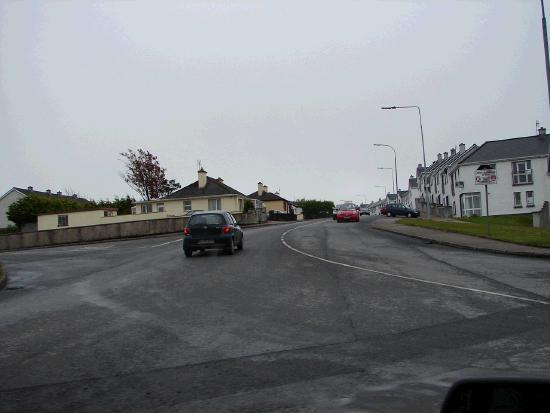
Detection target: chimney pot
<box><xmin>27</xmin><ymin>186</ymin><xmax>33</xmax><ymax>191</ymax></box>
<box><xmin>263</xmin><ymin>185</ymin><xmax>268</xmax><ymax>194</ymax></box>
<box><xmin>258</xmin><ymin>182</ymin><xmax>264</xmax><ymax>196</ymax></box>
<box><xmin>538</xmin><ymin>127</ymin><xmax>546</xmax><ymax>135</ymax></box>
<box><xmin>443</xmin><ymin>152</ymin><xmax>448</xmax><ymax>159</ymax></box>
<box><xmin>437</xmin><ymin>153</ymin><xmax>442</xmax><ymax>161</ymax></box>
<box><xmin>459</xmin><ymin>143</ymin><xmax>466</xmax><ymax>153</ymax></box>
<box><xmin>450</xmin><ymin>148</ymin><xmax>456</xmax><ymax>156</ymax></box>
<box><xmin>46</xmin><ymin>189</ymin><xmax>51</xmax><ymax>195</ymax></box>
<box><xmin>57</xmin><ymin>191</ymin><xmax>62</xmax><ymax>196</ymax></box>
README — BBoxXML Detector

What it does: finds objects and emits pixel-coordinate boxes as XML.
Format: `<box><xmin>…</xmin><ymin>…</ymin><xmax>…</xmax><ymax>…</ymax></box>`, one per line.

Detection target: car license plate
<box><xmin>197</xmin><ymin>240</ymin><xmax>215</xmax><ymax>245</ymax></box>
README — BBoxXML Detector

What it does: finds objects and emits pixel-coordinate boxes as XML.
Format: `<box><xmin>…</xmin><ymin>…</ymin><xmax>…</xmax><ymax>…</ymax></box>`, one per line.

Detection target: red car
<box><xmin>336</xmin><ymin>205</ymin><xmax>360</xmax><ymax>223</ymax></box>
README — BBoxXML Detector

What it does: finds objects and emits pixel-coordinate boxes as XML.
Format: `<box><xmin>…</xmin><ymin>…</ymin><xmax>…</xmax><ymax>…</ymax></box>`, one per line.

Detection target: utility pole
<box><xmin>542</xmin><ymin>0</ymin><xmax>550</xmax><ymax>109</ymax></box>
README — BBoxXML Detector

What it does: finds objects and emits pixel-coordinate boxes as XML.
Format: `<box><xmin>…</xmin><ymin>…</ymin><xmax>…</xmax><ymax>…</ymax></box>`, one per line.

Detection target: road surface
<box><xmin>1</xmin><ymin>216</ymin><xmax>549</xmax><ymax>412</ymax></box>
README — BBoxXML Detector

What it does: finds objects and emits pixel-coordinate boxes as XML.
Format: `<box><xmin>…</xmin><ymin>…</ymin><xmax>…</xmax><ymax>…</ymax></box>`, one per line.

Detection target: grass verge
<box><xmin>398</xmin><ymin>216</ymin><xmax>550</xmax><ymax>248</ymax></box>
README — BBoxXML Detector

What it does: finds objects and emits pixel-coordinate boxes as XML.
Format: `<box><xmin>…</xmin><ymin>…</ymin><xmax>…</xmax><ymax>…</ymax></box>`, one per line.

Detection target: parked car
<box><xmin>183</xmin><ymin>211</ymin><xmax>243</xmax><ymax>257</ymax></box>
<box><xmin>386</xmin><ymin>203</ymin><xmax>419</xmax><ymax>218</ymax></box>
<box><xmin>332</xmin><ymin>208</ymin><xmax>338</xmax><ymax>220</ymax></box>
<box><xmin>379</xmin><ymin>205</ymin><xmax>389</xmax><ymax>215</ymax></box>
<box><xmin>336</xmin><ymin>204</ymin><xmax>360</xmax><ymax>222</ymax></box>
<box><xmin>359</xmin><ymin>207</ymin><xmax>370</xmax><ymax>216</ymax></box>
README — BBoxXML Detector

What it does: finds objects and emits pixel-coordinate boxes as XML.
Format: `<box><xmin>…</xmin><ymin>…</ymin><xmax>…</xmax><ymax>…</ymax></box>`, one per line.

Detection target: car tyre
<box><xmin>237</xmin><ymin>237</ymin><xmax>244</xmax><ymax>250</ymax></box>
<box><xmin>387</xmin><ymin>212</ymin><xmax>391</xmax><ymax>217</ymax></box>
<box><xmin>184</xmin><ymin>248</ymin><xmax>193</xmax><ymax>258</ymax></box>
<box><xmin>407</xmin><ymin>213</ymin><xmax>412</xmax><ymax>218</ymax></box>
<box><xmin>226</xmin><ymin>238</ymin><xmax>235</xmax><ymax>255</ymax></box>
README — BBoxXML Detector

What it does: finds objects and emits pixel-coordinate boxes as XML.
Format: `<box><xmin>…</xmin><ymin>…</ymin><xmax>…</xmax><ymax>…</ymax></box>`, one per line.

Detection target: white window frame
<box><xmin>462</xmin><ymin>193</ymin><xmax>481</xmax><ymax>217</ymax></box>
<box><xmin>513</xmin><ymin>192</ymin><xmax>522</xmax><ymax>208</ymax></box>
<box><xmin>141</xmin><ymin>204</ymin><xmax>153</xmax><ymax>214</ymax></box>
<box><xmin>58</xmin><ymin>215</ymin><xmax>69</xmax><ymax>227</ymax></box>
<box><xmin>512</xmin><ymin>160</ymin><xmax>533</xmax><ymax>185</ymax></box>
<box><xmin>184</xmin><ymin>200</ymin><xmax>192</xmax><ymax>211</ymax></box>
<box><xmin>208</xmin><ymin>198</ymin><xmax>221</xmax><ymax>211</ymax></box>
<box><xmin>157</xmin><ymin>203</ymin><xmax>165</xmax><ymax>213</ymax></box>
<box><xmin>526</xmin><ymin>191</ymin><xmax>535</xmax><ymax>207</ymax></box>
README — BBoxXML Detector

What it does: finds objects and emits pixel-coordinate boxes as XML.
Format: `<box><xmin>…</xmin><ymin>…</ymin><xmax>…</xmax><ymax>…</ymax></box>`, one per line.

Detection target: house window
<box><xmin>512</xmin><ymin>160</ymin><xmax>533</xmax><ymax>185</ymax></box>
<box><xmin>157</xmin><ymin>203</ymin><xmax>165</xmax><ymax>213</ymax></box>
<box><xmin>104</xmin><ymin>210</ymin><xmax>115</xmax><ymax>217</ymax></box>
<box><xmin>238</xmin><ymin>198</ymin><xmax>243</xmax><ymax>211</ymax></box>
<box><xmin>462</xmin><ymin>193</ymin><xmax>481</xmax><ymax>217</ymax></box>
<box><xmin>131</xmin><ymin>206</ymin><xmax>136</xmax><ymax>215</ymax></box>
<box><xmin>208</xmin><ymin>198</ymin><xmax>221</xmax><ymax>210</ymax></box>
<box><xmin>58</xmin><ymin>215</ymin><xmax>69</xmax><ymax>227</ymax></box>
<box><xmin>184</xmin><ymin>200</ymin><xmax>192</xmax><ymax>211</ymax></box>
<box><xmin>141</xmin><ymin>204</ymin><xmax>153</xmax><ymax>214</ymax></box>
<box><xmin>526</xmin><ymin>191</ymin><xmax>535</xmax><ymax>207</ymax></box>
<box><xmin>513</xmin><ymin>192</ymin><xmax>522</xmax><ymax>208</ymax></box>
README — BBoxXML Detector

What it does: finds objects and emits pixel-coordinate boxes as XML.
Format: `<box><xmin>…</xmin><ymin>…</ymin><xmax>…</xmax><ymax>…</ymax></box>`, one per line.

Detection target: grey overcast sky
<box><xmin>1</xmin><ymin>0</ymin><xmax>549</xmax><ymax>204</ymax></box>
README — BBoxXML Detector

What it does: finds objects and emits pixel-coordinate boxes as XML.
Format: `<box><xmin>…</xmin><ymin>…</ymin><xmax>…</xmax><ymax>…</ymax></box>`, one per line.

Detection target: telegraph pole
<box><xmin>542</xmin><ymin>0</ymin><xmax>550</xmax><ymax>109</ymax></box>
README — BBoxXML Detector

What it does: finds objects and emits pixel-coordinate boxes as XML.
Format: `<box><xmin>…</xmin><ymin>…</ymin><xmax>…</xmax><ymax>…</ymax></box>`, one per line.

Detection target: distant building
<box><xmin>248</xmin><ymin>182</ymin><xmax>293</xmax><ymax>213</ymax></box>
<box><xmin>0</xmin><ymin>186</ymin><xmax>88</xmax><ymax>229</ymax></box>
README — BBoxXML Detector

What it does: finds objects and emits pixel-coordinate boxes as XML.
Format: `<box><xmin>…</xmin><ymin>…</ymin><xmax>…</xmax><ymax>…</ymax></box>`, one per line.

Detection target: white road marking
<box><xmin>150</xmin><ymin>238</ymin><xmax>183</xmax><ymax>248</ymax></box>
<box><xmin>280</xmin><ymin>222</ymin><xmax>550</xmax><ymax>306</ymax></box>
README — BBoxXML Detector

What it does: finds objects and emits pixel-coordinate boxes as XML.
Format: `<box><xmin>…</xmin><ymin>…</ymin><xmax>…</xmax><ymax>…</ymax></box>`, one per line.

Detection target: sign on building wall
<box><xmin>475</xmin><ymin>164</ymin><xmax>497</xmax><ymax>185</ymax></box>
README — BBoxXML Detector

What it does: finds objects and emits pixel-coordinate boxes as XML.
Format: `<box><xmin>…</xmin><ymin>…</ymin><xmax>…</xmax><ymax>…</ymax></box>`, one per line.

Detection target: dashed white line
<box><xmin>150</xmin><ymin>238</ymin><xmax>183</xmax><ymax>248</ymax></box>
<box><xmin>280</xmin><ymin>222</ymin><xmax>550</xmax><ymax>306</ymax></box>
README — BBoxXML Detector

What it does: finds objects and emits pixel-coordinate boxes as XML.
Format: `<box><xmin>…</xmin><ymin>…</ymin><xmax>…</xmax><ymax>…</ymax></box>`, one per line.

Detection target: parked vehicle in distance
<box><xmin>336</xmin><ymin>204</ymin><xmax>360</xmax><ymax>223</ymax></box>
<box><xmin>359</xmin><ymin>206</ymin><xmax>370</xmax><ymax>216</ymax></box>
<box><xmin>379</xmin><ymin>205</ymin><xmax>390</xmax><ymax>216</ymax></box>
<box><xmin>183</xmin><ymin>211</ymin><xmax>243</xmax><ymax>257</ymax></box>
<box><xmin>386</xmin><ymin>203</ymin><xmax>420</xmax><ymax>218</ymax></box>
<box><xmin>332</xmin><ymin>208</ymin><xmax>338</xmax><ymax>220</ymax></box>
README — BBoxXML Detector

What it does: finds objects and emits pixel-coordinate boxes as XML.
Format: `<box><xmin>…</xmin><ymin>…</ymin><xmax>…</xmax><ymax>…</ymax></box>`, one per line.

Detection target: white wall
<box><xmin>0</xmin><ymin>189</ymin><xmax>25</xmax><ymax>228</ymax></box>
<box><xmin>459</xmin><ymin>156</ymin><xmax>549</xmax><ymax>217</ymax></box>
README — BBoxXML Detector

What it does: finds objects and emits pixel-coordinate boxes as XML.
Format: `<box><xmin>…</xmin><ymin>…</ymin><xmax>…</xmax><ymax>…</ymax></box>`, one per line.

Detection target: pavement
<box><xmin>1</xmin><ymin>216</ymin><xmax>550</xmax><ymax>412</ymax></box>
<box><xmin>371</xmin><ymin>217</ymin><xmax>550</xmax><ymax>258</ymax></box>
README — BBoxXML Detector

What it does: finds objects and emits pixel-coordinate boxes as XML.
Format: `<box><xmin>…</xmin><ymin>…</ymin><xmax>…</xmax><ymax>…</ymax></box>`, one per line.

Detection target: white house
<box><xmin>456</xmin><ymin>129</ymin><xmax>550</xmax><ymax>217</ymax></box>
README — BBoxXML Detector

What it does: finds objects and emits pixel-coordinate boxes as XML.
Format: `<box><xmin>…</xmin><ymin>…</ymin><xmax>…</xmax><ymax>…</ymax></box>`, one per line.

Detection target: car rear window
<box><xmin>189</xmin><ymin>214</ymin><xmax>225</xmax><ymax>226</ymax></box>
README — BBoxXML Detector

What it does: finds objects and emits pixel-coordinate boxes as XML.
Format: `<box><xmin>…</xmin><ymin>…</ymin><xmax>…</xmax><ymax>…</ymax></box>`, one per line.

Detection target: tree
<box><xmin>91</xmin><ymin>195</ymin><xmax>135</xmax><ymax>215</ymax></box>
<box><xmin>119</xmin><ymin>149</ymin><xmax>180</xmax><ymax>200</ymax></box>
<box><xmin>7</xmin><ymin>195</ymin><xmax>90</xmax><ymax>228</ymax></box>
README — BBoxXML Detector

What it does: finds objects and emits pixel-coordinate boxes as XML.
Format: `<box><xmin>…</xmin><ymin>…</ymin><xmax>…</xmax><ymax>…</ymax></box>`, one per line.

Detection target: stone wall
<box><xmin>0</xmin><ymin>217</ymin><xmax>189</xmax><ymax>251</ymax></box>
<box><xmin>533</xmin><ymin>201</ymin><xmax>550</xmax><ymax>228</ymax></box>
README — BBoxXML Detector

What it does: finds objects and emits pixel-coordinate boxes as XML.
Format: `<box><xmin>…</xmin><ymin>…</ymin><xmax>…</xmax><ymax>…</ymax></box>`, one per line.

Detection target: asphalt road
<box><xmin>1</xmin><ymin>216</ymin><xmax>549</xmax><ymax>412</ymax></box>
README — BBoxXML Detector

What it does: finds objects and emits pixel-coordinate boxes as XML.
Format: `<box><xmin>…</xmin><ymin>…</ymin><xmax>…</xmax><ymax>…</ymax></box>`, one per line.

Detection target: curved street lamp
<box><xmin>374</xmin><ymin>143</ymin><xmax>398</xmax><ymax>200</ymax></box>
<box><xmin>381</xmin><ymin>105</ymin><xmax>430</xmax><ymax>218</ymax></box>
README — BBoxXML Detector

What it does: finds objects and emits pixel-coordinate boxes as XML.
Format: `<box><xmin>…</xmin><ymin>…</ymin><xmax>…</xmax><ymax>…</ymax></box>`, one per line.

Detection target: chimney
<box><xmin>72</xmin><ymin>194</ymin><xmax>77</xmax><ymax>198</ymax></box>
<box><xmin>459</xmin><ymin>143</ymin><xmax>466</xmax><ymax>153</ymax></box>
<box><xmin>263</xmin><ymin>185</ymin><xmax>268</xmax><ymax>194</ymax></box>
<box><xmin>450</xmin><ymin>148</ymin><xmax>456</xmax><ymax>156</ymax></box>
<box><xmin>27</xmin><ymin>186</ymin><xmax>33</xmax><ymax>191</ymax></box>
<box><xmin>437</xmin><ymin>153</ymin><xmax>442</xmax><ymax>161</ymax></box>
<box><xmin>217</xmin><ymin>177</ymin><xmax>224</xmax><ymax>184</ymax></box>
<box><xmin>46</xmin><ymin>189</ymin><xmax>51</xmax><ymax>195</ymax></box>
<box><xmin>57</xmin><ymin>191</ymin><xmax>62</xmax><ymax>196</ymax></box>
<box><xmin>198</xmin><ymin>168</ymin><xmax>207</xmax><ymax>189</ymax></box>
<box><xmin>443</xmin><ymin>151</ymin><xmax>448</xmax><ymax>159</ymax></box>
<box><xmin>538</xmin><ymin>127</ymin><xmax>546</xmax><ymax>135</ymax></box>
<box><xmin>257</xmin><ymin>182</ymin><xmax>263</xmax><ymax>196</ymax></box>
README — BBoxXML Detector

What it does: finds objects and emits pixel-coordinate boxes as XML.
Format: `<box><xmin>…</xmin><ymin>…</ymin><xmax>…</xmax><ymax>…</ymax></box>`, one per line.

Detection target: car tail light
<box><xmin>183</xmin><ymin>227</ymin><xmax>190</xmax><ymax>236</ymax></box>
<box><xmin>222</xmin><ymin>226</ymin><xmax>232</xmax><ymax>234</ymax></box>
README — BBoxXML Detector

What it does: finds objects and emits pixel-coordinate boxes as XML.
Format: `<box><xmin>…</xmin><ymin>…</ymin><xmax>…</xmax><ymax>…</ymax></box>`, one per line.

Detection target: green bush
<box><xmin>294</xmin><ymin>199</ymin><xmax>335</xmax><ymax>218</ymax></box>
<box><xmin>0</xmin><ymin>225</ymin><xmax>19</xmax><ymax>235</ymax></box>
<box><xmin>91</xmin><ymin>195</ymin><xmax>135</xmax><ymax>215</ymax></box>
<box><xmin>243</xmin><ymin>199</ymin><xmax>255</xmax><ymax>212</ymax></box>
<box><xmin>7</xmin><ymin>195</ymin><xmax>91</xmax><ymax>228</ymax></box>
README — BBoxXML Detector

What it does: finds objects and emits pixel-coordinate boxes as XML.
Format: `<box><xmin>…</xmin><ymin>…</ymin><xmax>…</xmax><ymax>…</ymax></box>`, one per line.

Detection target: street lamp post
<box><xmin>541</xmin><ymin>0</ymin><xmax>550</xmax><ymax>109</ymax></box>
<box><xmin>381</xmin><ymin>105</ymin><xmax>430</xmax><ymax>219</ymax></box>
<box><xmin>377</xmin><ymin>167</ymin><xmax>395</xmax><ymax>194</ymax></box>
<box><xmin>374</xmin><ymin>143</ymin><xmax>398</xmax><ymax>200</ymax></box>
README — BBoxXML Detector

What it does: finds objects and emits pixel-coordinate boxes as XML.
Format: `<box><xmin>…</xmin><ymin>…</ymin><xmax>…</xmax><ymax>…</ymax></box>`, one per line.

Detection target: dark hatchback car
<box><xmin>183</xmin><ymin>211</ymin><xmax>243</xmax><ymax>257</ymax></box>
<box><xmin>386</xmin><ymin>203</ymin><xmax>419</xmax><ymax>218</ymax></box>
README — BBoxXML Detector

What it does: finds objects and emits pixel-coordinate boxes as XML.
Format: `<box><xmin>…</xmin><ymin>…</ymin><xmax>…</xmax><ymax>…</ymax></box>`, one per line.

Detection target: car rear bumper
<box><xmin>183</xmin><ymin>235</ymin><xmax>233</xmax><ymax>250</ymax></box>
